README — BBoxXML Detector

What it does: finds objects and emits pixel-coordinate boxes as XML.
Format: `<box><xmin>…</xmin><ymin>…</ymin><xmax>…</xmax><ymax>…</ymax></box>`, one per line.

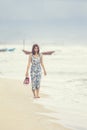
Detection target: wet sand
<box><xmin>0</xmin><ymin>78</ymin><xmax>71</xmax><ymax>130</ymax></box>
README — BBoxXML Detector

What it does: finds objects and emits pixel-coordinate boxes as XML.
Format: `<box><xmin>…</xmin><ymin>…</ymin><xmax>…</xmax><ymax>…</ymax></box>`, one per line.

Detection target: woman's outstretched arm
<box><xmin>25</xmin><ymin>53</ymin><xmax>32</xmax><ymax>77</ymax></box>
<box><xmin>40</xmin><ymin>54</ymin><xmax>47</xmax><ymax>75</ymax></box>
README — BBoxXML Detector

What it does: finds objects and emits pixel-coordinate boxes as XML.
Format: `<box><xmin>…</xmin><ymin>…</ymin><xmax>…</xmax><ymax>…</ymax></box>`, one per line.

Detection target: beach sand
<box><xmin>0</xmin><ymin>78</ymin><xmax>71</xmax><ymax>130</ymax></box>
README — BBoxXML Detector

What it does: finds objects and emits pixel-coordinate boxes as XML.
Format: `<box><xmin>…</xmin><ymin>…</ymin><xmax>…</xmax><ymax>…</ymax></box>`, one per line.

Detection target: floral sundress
<box><xmin>30</xmin><ymin>53</ymin><xmax>42</xmax><ymax>90</ymax></box>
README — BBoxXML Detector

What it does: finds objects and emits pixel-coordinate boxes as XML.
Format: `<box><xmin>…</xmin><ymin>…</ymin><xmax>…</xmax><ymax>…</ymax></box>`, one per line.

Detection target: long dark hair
<box><xmin>32</xmin><ymin>44</ymin><xmax>40</xmax><ymax>55</ymax></box>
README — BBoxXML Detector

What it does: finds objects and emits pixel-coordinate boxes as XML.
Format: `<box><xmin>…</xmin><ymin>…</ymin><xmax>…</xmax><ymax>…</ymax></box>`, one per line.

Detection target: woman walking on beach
<box><xmin>25</xmin><ymin>44</ymin><xmax>47</xmax><ymax>98</ymax></box>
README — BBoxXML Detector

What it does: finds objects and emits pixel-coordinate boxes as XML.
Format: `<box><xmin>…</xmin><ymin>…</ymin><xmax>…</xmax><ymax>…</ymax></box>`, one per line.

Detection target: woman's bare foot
<box><xmin>37</xmin><ymin>96</ymin><xmax>40</xmax><ymax>98</ymax></box>
<box><xmin>33</xmin><ymin>95</ymin><xmax>37</xmax><ymax>98</ymax></box>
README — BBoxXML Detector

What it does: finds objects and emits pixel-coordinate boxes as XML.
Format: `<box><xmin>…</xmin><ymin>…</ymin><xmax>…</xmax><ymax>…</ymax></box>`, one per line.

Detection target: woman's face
<box><xmin>34</xmin><ymin>46</ymin><xmax>39</xmax><ymax>53</ymax></box>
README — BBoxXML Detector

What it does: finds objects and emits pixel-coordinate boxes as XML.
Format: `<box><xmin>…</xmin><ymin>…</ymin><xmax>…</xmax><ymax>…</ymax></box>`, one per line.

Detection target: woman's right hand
<box><xmin>25</xmin><ymin>72</ymin><xmax>29</xmax><ymax>77</ymax></box>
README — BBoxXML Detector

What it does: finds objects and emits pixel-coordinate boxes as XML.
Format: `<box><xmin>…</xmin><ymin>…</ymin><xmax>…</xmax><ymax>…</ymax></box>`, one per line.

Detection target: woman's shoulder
<box><xmin>39</xmin><ymin>53</ymin><xmax>43</xmax><ymax>59</ymax></box>
<box><xmin>40</xmin><ymin>52</ymin><xmax>43</xmax><ymax>57</ymax></box>
<box><xmin>29</xmin><ymin>53</ymin><xmax>32</xmax><ymax>57</ymax></box>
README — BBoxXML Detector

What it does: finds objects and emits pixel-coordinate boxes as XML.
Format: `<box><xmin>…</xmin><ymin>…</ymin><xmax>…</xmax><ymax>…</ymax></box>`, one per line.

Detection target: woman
<box><xmin>25</xmin><ymin>44</ymin><xmax>47</xmax><ymax>98</ymax></box>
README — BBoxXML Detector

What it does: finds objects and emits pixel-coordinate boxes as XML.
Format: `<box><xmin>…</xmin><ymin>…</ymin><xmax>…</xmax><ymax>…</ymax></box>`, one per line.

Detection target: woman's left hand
<box><xmin>44</xmin><ymin>70</ymin><xmax>47</xmax><ymax>76</ymax></box>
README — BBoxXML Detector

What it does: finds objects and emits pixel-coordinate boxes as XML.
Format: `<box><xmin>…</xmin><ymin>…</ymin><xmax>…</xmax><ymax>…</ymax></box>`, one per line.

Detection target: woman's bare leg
<box><xmin>32</xmin><ymin>89</ymin><xmax>36</xmax><ymax>98</ymax></box>
<box><xmin>36</xmin><ymin>88</ymin><xmax>40</xmax><ymax>98</ymax></box>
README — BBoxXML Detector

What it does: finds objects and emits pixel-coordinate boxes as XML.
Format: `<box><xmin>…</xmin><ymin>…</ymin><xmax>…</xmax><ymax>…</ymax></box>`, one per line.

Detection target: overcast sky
<box><xmin>0</xmin><ymin>0</ymin><xmax>87</xmax><ymax>44</ymax></box>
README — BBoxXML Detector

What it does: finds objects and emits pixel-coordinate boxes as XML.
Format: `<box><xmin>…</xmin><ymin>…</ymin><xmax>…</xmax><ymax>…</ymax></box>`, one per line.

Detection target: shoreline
<box><xmin>0</xmin><ymin>78</ymin><xmax>71</xmax><ymax>130</ymax></box>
